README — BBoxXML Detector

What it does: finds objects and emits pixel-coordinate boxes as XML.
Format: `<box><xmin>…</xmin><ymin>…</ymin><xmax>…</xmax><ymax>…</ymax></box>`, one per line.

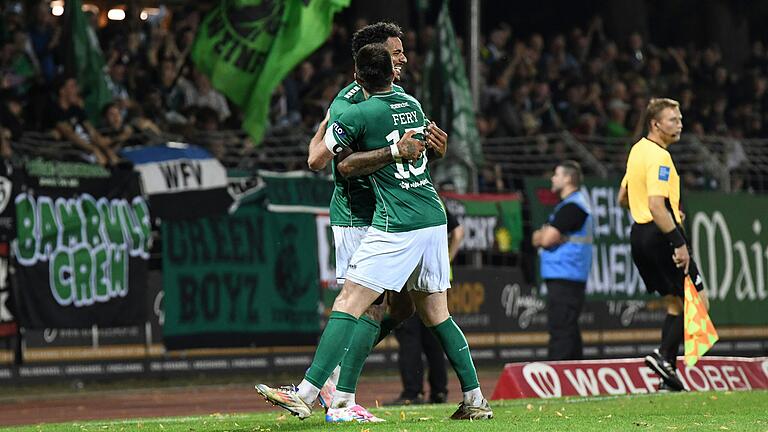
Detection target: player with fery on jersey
<box><xmin>256</xmin><ymin>43</ymin><xmax>492</xmax><ymax>421</ymax></box>
<box><xmin>303</xmin><ymin>23</ymin><xmax>447</xmax><ymax>423</ymax></box>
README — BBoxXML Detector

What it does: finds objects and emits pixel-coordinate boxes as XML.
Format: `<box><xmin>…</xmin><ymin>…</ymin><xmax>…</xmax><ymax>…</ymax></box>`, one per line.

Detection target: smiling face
<box><xmin>384</xmin><ymin>36</ymin><xmax>407</xmax><ymax>81</ymax></box>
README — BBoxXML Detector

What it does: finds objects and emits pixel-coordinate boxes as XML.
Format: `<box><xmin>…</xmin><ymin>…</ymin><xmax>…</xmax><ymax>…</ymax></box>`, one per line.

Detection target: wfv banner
<box><xmin>13</xmin><ymin>162</ymin><xmax>150</xmax><ymax>328</ymax></box>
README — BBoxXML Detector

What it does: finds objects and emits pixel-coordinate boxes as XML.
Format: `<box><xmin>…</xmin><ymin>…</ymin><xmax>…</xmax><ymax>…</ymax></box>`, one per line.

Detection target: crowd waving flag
<box><xmin>684</xmin><ymin>275</ymin><xmax>719</xmax><ymax>366</ymax></box>
<box><xmin>62</xmin><ymin>0</ymin><xmax>112</xmax><ymax>124</ymax></box>
<box><xmin>192</xmin><ymin>0</ymin><xmax>350</xmax><ymax>145</ymax></box>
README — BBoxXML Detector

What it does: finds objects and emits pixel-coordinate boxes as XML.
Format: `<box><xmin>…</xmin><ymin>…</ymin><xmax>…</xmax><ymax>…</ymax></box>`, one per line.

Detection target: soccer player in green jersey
<box><xmin>305</xmin><ymin>23</ymin><xmax>448</xmax><ymax>423</ymax></box>
<box><xmin>256</xmin><ymin>43</ymin><xmax>493</xmax><ymax>422</ymax></box>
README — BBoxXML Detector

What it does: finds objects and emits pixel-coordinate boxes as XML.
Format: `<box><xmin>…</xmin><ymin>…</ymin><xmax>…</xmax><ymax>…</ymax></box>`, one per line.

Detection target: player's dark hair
<box><xmin>558</xmin><ymin>160</ymin><xmax>583</xmax><ymax>187</ymax></box>
<box><xmin>355</xmin><ymin>43</ymin><xmax>394</xmax><ymax>93</ymax></box>
<box><xmin>351</xmin><ymin>22</ymin><xmax>403</xmax><ymax>60</ymax></box>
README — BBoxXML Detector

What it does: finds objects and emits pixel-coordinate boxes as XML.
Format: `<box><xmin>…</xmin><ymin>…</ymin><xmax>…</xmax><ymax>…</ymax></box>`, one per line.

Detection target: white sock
<box><xmin>328</xmin><ymin>365</ymin><xmax>341</xmax><ymax>387</ymax></box>
<box><xmin>330</xmin><ymin>390</ymin><xmax>356</xmax><ymax>409</ymax></box>
<box><xmin>463</xmin><ymin>388</ymin><xmax>484</xmax><ymax>406</ymax></box>
<box><xmin>297</xmin><ymin>379</ymin><xmax>320</xmax><ymax>405</ymax></box>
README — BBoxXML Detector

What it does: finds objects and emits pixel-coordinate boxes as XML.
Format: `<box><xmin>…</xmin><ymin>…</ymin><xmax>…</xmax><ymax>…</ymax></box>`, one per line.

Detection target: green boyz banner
<box><xmin>687</xmin><ymin>192</ymin><xmax>768</xmax><ymax>325</ymax></box>
<box><xmin>162</xmin><ymin>202</ymin><xmax>320</xmax><ymax>349</ymax></box>
<box><xmin>525</xmin><ymin>177</ymin><xmax>644</xmax><ymax>298</ymax></box>
<box><xmin>442</xmin><ymin>192</ymin><xmax>524</xmax><ymax>253</ymax></box>
<box><xmin>13</xmin><ymin>161</ymin><xmax>150</xmax><ymax>328</ymax></box>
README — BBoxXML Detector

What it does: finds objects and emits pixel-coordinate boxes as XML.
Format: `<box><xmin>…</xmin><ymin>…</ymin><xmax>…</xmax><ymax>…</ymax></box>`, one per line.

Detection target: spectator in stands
<box><xmin>184</xmin><ymin>69</ymin><xmax>231</xmax><ymax>122</ymax></box>
<box><xmin>50</xmin><ymin>76</ymin><xmax>118</xmax><ymax>166</ymax></box>
<box><xmin>0</xmin><ymin>91</ymin><xmax>23</xmax><ymax>159</ymax></box>
<box><xmin>27</xmin><ymin>1</ymin><xmax>60</xmax><ymax>82</ymax></box>
<box><xmin>106</xmin><ymin>51</ymin><xmax>132</xmax><ymax>110</ymax></box>
<box><xmin>602</xmin><ymin>99</ymin><xmax>631</xmax><ymax>137</ymax></box>
<box><xmin>0</xmin><ymin>31</ymin><xmax>37</xmax><ymax>95</ymax></box>
<box><xmin>157</xmin><ymin>58</ymin><xmax>188</xmax><ymax>121</ymax></box>
<box><xmin>482</xmin><ymin>22</ymin><xmax>511</xmax><ymax>64</ymax></box>
<box><xmin>101</xmin><ymin>102</ymin><xmax>135</xmax><ymax>150</ymax></box>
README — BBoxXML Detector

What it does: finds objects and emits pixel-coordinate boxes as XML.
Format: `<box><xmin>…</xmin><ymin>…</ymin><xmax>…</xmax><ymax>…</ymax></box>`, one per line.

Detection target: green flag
<box><xmin>192</xmin><ymin>0</ymin><xmax>350</xmax><ymax>145</ymax></box>
<box><xmin>422</xmin><ymin>0</ymin><xmax>482</xmax><ymax>192</ymax></box>
<box><xmin>62</xmin><ymin>0</ymin><xmax>112</xmax><ymax>125</ymax></box>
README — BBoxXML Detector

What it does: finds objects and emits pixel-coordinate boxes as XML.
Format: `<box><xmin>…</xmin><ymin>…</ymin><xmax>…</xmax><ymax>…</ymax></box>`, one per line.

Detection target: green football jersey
<box><xmin>328</xmin><ymin>82</ymin><xmax>404</xmax><ymax>227</ymax></box>
<box><xmin>327</xmin><ymin>90</ymin><xmax>447</xmax><ymax>233</ymax></box>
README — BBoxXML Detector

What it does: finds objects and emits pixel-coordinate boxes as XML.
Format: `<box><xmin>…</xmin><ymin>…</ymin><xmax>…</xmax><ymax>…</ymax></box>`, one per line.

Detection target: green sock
<box><xmin>336</xmin><ymin>315</ymin><xmax>380</xmax><ymax>393</ymax></box>
<box><xmin>305</xmin><ymin>311</ymin><xmax>358</xmax><ymax>389</ymax></box>
<box><xmin>429</xmin><ymin>317</ymin><xmax>480</xmax><ymax>392</ymax></box>
<box><xmin>375</xmin><ymin>317</ymin><xmax>399</xmax><ymax>345</ymax></box>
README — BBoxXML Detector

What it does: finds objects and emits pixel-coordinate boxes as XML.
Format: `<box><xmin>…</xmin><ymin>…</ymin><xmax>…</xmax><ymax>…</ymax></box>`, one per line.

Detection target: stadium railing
<box><xmin>9</xmin><ymin>130</ymin><xmax>768</xmax><ymax>193</ymax></box>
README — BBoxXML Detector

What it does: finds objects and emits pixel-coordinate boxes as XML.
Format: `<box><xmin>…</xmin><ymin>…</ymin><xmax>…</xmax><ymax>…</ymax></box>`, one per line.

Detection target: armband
<box><xmin>323</xmin><ymin>127</ymin><xmax>345</xmax><ymax>155</ymax></box>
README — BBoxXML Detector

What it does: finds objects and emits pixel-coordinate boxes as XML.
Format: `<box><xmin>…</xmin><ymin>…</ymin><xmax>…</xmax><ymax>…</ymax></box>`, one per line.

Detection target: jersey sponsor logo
<box><xmin>332</xmin><ymin>121</ymin><xmax>346</xmax><ymax>140</ymax></box>
<box><xmin>389</xmin><ymin>102</ymin><xmax>409</xmax><ymax>109</ymax></box>
<box><xmin>658</xmin><ymin>166</ymin><xmax>671</xmax><ymax>181</ymax></box>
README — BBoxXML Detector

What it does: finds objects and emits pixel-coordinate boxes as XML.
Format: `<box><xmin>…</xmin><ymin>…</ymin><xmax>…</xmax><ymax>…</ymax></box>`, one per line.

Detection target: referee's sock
<box><xmin>660</xmin><ymin>313</ymin><xmax>684</xmax><ymax>367</ymax></box>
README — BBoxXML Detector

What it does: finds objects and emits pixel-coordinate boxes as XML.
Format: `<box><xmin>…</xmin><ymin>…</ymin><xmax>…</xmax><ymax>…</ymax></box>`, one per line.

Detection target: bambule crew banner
<box><xmin>13</xmin><ymin>159</ymin><xmax>150</xmax><ymax>328</ymax></box>
<box><xmin>162</xmin><ymin>201</ymin><xmax>320</xmax><ymax>349</ymax></box>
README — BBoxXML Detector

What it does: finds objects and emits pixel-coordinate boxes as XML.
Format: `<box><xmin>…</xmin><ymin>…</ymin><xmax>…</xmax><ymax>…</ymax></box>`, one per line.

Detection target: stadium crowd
<box><xmin>0</xmin><ymin>3</ymin><xmax>766</xmax><ymax>190</ymax></box>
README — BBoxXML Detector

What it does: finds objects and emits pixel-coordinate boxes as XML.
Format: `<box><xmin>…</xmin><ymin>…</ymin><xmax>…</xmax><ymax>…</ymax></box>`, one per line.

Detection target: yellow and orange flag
<box><xmin>684</xmin><ymin>275</ymin><xmax>718</xmax><ymax>366</ymax></box>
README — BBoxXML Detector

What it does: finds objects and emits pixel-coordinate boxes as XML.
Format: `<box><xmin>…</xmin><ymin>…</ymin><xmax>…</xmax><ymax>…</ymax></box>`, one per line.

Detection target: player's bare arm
<box><xmin>426</xmin><ymin>122</ymin><xmax>448</xmax><ymax>159</ymax></box>
<box><xmin>307</xmin><ymin>111</ymin><xmax>332</xmax><ymax>171</ymax></box>
<box><xmin>336</xmin><ymin>130</ymin><xmax>424</xmax><ymax>178</ymax></box>
<box><xmin>649</xmin><ymin>195</ymin><xmax>689</xmax><ymax>274</ymax></box>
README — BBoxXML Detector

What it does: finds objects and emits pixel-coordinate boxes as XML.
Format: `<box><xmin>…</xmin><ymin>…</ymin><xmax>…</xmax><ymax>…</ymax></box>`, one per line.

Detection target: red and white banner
<box><xmin>492</xmin><ymin>357</ymin><xmax>768</xmax><ymax>399</ymax></box>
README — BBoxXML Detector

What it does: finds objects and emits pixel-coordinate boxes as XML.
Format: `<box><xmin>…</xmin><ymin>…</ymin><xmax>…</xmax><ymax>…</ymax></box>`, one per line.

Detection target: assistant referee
<box><xmin>618</xmin><ymin>98</ymin><xmax>709</xmax><ymax>392</ymax></box>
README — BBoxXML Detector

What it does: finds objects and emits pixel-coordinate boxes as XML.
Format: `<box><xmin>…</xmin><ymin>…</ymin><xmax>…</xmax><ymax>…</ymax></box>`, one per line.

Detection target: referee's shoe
<box><xmin>644</xmin><ymin>349</ymin><xmax>685</xmax><ymax>392</ymax></box>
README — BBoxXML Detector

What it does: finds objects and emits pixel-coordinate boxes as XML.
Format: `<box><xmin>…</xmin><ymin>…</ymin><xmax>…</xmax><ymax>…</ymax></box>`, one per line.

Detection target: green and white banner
<box><xmin>162</xmin><ymin>202</ymin><xmax>320</xmax><ymax>349</ymax></box>
<box><xmin>687</xmin><ymin>192</ymin><xmax>768</xmax><ymax>325</ymax></box>
<box><xmin>13</xmin><ymin>161</ymin><xmax>150</xmax><ymax>328</ymax></box>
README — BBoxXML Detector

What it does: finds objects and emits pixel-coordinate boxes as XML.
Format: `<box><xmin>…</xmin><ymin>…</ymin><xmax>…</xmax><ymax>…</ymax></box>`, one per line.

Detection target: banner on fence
<box><xmin>0</xmin><ymin>242</ymin><xmax>15</xmax><ymax>337</ymax></box>
<box><xmin>687</xmin><ymin>192</ymin><xmax>768</xmax><ymax>326</ymax></box>
<box><xmin>162</xmin><ymin>202</ymin><xmax>320</xmax><ymax>349</ymax></box>
<box><xmin>12</xmin><ymin>160</ymin><xmax>150</xmax><ymax>328</ymax></box>
<box><xmin>442</xmin><ymin>192</ymin><xmax>524</xmax><ymax>253</ymax></box>
<box><xmin>121</xmin><ymin>144</ymin><xmax>233</xmax><ymax>220</ymax></box>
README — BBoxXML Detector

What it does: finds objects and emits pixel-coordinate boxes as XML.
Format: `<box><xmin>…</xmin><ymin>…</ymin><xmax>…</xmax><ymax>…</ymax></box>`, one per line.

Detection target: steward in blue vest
<box><xmin>532</xmin><ymin>161</ymin><xmax>592</xmax><ymax>360</ymax></box>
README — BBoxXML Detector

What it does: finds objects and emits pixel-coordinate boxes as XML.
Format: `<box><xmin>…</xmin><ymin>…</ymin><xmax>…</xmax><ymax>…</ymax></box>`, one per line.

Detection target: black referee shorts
<box><xmin>630</xmin><ymin>222</ymin><xmax>704</xmax><ymax>297</ymax></box>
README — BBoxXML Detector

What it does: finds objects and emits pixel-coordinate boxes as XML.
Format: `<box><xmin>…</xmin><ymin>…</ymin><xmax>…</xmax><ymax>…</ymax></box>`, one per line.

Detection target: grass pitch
<box><xmin>4</xmin><ymin>390</ymin><xmax>767</xmax><ymax>432</ymax></box>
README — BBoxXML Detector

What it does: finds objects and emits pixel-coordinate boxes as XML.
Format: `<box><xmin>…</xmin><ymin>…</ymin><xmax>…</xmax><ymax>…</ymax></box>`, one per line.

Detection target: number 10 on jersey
<box><xmin>386</xmin><ymin>127</ymin><xmax>427</xmax><ymax>180</ymax></box>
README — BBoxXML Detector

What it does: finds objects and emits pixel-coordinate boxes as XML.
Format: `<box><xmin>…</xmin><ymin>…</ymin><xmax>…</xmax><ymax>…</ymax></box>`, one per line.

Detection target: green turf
<box><xmin>4</xmin><ymin>390</ymin><xmax>768</xmax><ymax>432</ymax></box>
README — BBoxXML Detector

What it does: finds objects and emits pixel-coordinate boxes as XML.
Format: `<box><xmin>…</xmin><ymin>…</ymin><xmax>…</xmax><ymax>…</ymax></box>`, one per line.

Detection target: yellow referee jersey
<box><xmin>621</xmin><ymin>137</ymin><xmax>682</xmax><ymax>224</ymax></box>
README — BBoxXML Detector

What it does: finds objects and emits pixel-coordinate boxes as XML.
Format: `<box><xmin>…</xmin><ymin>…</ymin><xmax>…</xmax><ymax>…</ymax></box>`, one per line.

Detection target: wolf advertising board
<box><xmin>13</xmin><ymin>160</ymin><xmax>150</xmax><ymax>328</ymax></box>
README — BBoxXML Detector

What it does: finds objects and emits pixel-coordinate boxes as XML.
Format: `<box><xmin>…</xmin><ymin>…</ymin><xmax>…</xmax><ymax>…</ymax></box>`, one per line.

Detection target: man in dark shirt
<box><xmin>50</xmin><ymin>77</ymin><xmax>118</xmax><ymax>165</ymax></box>
<box><xmin>532</xmin><ymin>161</ymin><xmax>593</xmax><ymax>360</ymax></box>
